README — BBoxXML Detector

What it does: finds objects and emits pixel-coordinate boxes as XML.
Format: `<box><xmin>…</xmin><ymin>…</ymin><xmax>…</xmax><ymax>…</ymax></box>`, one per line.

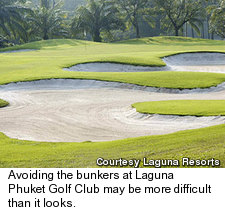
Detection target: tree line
<box><xmin>0</xmin><ymin>0</ymin><xmax>224</xmax><ymax>47</ymax></box>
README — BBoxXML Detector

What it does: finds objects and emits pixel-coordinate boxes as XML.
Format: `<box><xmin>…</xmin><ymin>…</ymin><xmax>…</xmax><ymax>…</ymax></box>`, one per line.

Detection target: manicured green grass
<box><xmin>0</xmin><ymin>37</ymin><xmax>225</xmax><ymax>89</ymax></box>
<box><xmin>0</xmin><ymin>124</ymin><xmax>224</xmax><ymax>168</ymax></box>
<box><xmin>0</xmin><ymin>37</ymin><xmax>225</xmax><ymax>168</ymax></box>
<box><xmin>0</xmin><ymin>99</ymin><xmax>9</xmax><ymax>108</ymax></box>
<box><xmin>132</xmin><ymin>100</ymin><xmax>225</xmax><ymax>116</ymax></box>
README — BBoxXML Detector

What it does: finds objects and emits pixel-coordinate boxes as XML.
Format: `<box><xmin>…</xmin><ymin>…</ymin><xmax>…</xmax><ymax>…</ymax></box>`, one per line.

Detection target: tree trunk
<box><xmin>155</xmin><ymin>16</ymin><xmax>161</xmax><ymax>36</ymax></box>
<box><xmin>43</xmin><ymin>33</ymin><xmax>49</xmax><ymax>40</ymax></box>
<box><xmin>191</xmin><ymin>28</ymin><xmax>194</xmax><ymax>38</ymax></box>
<box><xmin>207</xmin><ymin>17</ymin><xmax>210</xmax><ymax>39</ymax></box>
<box><xmin>185</xmin><ymin>23</ymin><xmax>188</xmax><ymax>37</ymax></box>
<box><xmin>135</xmin><ymin>23</ymin><xmax>140</xmax><ymax>38</ymax></box>
<box><xmin>175</xmin><ymin>28</ymin><xmax>179</xmax><ymax>36</ymax></box>
<box><xmin>211</xmin><ymin>32</ymin><xmax>214</xmax><ymax>40</ymax></box>
<box><xmin>202</xmin><ymin>23</ymin><xmax>205</xmax><ymax>39</ymax></box>
<box><xmin>93</xmin><ymin>30</ymin><xmax>102</xmax><ymax>42</ymax></box>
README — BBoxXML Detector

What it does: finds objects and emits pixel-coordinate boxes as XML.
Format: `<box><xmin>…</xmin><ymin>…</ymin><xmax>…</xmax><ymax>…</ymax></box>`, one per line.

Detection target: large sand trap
<box><xmin>0</xmin><ymin>79</ymin><xmax>225</xmax><ymax>142</ymax></box>
<box><xmin>65</xmin><ymin>52</ymin><xmax>225</xmax><ymax>73</ymax></box>
<box><xmin>65</xmin><ymin>63</ymin><xmax>169</xmax><ymax>72</ymax></box>
<box><xmin>1</xmin><ymin>79</ymin><xmax>225</xmax><ymax>93</ymax></box>
<box><xmin>0</xmin><ymin>52</ymin><xmax>225</xmax><ymax>142</ymax></box>
<box><xmin>163</xmin><ymin>53</ymin><xmax>225</xmax><ymax>73</ymax></box>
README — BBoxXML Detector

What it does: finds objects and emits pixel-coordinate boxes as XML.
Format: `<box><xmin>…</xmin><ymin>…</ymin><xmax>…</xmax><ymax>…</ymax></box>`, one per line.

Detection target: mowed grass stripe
<box><xmin>132</xmin><ymin>100</ymin><xmax>225</xmax><ymax>116</ymax></box>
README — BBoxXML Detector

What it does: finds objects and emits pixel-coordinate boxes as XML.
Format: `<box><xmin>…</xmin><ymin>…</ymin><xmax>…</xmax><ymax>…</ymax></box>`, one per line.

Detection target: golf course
<box><xmin>0</xmin><ymin>36</ymin><xmax>225</xmax><ymax>168</ymax></box>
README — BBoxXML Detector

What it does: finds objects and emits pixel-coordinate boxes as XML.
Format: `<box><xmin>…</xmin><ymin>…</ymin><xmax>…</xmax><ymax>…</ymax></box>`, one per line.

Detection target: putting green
<box><xmin>132</xmin><ymin>100</ymin><xmax>225</xmax><ymax>116</ymax></box>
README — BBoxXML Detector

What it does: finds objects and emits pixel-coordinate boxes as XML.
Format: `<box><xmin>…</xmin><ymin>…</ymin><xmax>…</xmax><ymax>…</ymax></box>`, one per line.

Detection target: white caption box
<box><xmin>0</xmin><ymin>168</ymin><xmax>224</xmax><ymax>210</ymax></box>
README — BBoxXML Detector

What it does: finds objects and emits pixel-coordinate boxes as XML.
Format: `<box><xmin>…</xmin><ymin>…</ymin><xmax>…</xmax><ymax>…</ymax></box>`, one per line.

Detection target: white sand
<box><xmin>1</xmin><ymin>79</ymin><xmax>225</xmax><ymax>93</ymax></box>
<box><xmin>163</xmin><ymin>53</ymin><xmax>225</xmax><ymax>73</ymax></box>
<box><xmin>0</xmin><ymin>49</ymin><xmax>36</xmax><ymax>54</ymax></box>
<box><xmin>0</xmin><ymin>80</ymin><xmax>225</xmax><ymax>142</ymax></box>
<box><xmin>65</xmin><ymin>63</ymin><xmax>169</xmax><ymax>72</ymax></box>
<box><xmin>65</xmin><ymin>52</ymin><xmax>225</xmax><ymax>73</ymax></box>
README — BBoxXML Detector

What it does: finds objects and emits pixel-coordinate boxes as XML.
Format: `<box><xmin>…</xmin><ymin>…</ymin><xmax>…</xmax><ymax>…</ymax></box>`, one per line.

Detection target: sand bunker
<box><xmin>65</xmin><ymin>52</ymin><xmax>225</xmax><ymax>73</ymax></box>
<box><xmin>0</xmin><ymin>79</ymin><xmax>225</xmax><ymax>142</ymax></box>
<box><xmin>0</xmin><ymin>49</ymin><xmax>36</xmax><ymax>54</ymax></box>
<box><xmin>0</xmin><ymin>52</ymin><xmax>225</xmax><ymax>142</ymax></box>
<box><xmin>65</xmin><ymin>62</ymin><xmax>168</xmax><ymax>72</ymax></box>
<box><xmin>1</xmin><ymin>79</ymin><xmax>225</xmax><ymax>94</ymax></box>
<box><xmin>163</xmin><ymin>53</ymin><xmax>225</xmax><ymax>73</ymax></box>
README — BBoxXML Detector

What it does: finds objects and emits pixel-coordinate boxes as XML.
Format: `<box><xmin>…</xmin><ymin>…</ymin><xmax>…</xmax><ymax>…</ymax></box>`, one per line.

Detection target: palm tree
<box><xmin>186</xmin><ymin>17</ymin><xmax>204</xmax><ymax>38</ymax></box>
<box><xmin>0</xmin><ymin>35</ymin><xmax>9</xmax><ymax>47</ymax></box>
<box><xmin>208</xmin><ymin>0</ymin><xmax>225</xmax><ymax>38</ymax></box>
<box><xmin>0</xmin><ymin>0</ymin><xmax>30</xmax><ymax>42</ymax></box>
<box><xmin>156</xmin><ymin>0</ymin><xmax>202</xmax><ymax>36</ymax></box>
<box><xmin>28</xmin><ymin>0</ymin><xmax>67</xmax><ymax>40</ymax></box>
<box><xmin>114</xmin><ymin>0</ymin><xmax>148</xmax><ymax>38</ymax></box>
<box><xmin>71</xmin><ymin>0</ymin><xmax>124</xmax><ymax>42</ymax></box>
<box><xmin>204</xmin><ymin>0</ymin><xmax>220</xmax><ymax>39</ymax></box>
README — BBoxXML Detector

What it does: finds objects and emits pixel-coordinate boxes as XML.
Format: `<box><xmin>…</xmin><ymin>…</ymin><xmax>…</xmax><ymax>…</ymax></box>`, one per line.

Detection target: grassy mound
<box><xmin>132</xmin><ymin>100</ymin><xmax>225</xmax><ymax>116</ymax></box>
<box><xmin>0</xmin><ymin>99</ymin><xmax>9</xmax><ymax>108</ymax></box>
<box><xmin>0</xmin><ymin>124</ymin><xmax>224</xmax><ymax>168</ymax></box>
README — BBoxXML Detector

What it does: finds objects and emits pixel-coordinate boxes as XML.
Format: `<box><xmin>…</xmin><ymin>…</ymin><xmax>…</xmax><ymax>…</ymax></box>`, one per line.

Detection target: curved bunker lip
<box><xmin>0</xmin><ymin>79</ymin><xmax>225</xmax><ymax>142</ymax></box>
<box><xmin>1</xmin><ymin>79</ymin><xmax>225</xmax><ymax>94</ymax></box>
<box><xmin>64</xmin><ymin>62</ymin><xmax>169</xmax><ymax>72</ymax></box>
<box><xmin>163</xmin><ymin>52</ymin><xmax>225</xmax><ymax>73</ymax></box>
<box><xmin>64</xmin><ymin>52</ymin><xmax>225</xmax><ymax>73</ymax></box>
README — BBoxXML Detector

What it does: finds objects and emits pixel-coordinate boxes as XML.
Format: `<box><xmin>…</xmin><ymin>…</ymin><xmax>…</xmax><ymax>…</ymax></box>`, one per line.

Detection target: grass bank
<box><xmin>132</xmin><ymin>100</ymin><xmax>225</xmax><ymax>116</ymax></box>
<box><xmin>0</xmin><ymin>124</ymin><xmax>224</xmax><ymax>168</ymax></box>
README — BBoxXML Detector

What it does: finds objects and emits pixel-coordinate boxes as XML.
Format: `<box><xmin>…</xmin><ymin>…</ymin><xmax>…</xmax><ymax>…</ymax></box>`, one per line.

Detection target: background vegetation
<box><xmin>0</xmin><ymin>0</ymin><xmax>224</xmax><ymax>47</ymax></box>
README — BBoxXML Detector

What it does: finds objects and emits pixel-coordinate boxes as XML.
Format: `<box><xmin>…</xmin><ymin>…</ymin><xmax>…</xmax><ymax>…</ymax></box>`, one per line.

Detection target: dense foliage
<box><xmin>209</xmin><ymin>0</ymin><xmax>225</xmax><ymax>38</ymax></box>
<box><xmin>27</xmin><ymin>0</ymin><xmax>67</xmax><ymax>40</ymax></box>
<box><xmin>0</xmin><ymin>0</ymin><xmax>224</xmax><ymax>46</ymax></box>
<box><xmin>71</xmin><ymin>0</ymin><xmax>124</xmax><ymax>42</ymax></box>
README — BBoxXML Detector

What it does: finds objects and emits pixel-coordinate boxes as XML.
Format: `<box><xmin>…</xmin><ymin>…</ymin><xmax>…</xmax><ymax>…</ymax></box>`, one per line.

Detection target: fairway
<box><xmin>0</xmin><ymin>37</ymin><xmax>225</xmax><ymax>168</ymax></box>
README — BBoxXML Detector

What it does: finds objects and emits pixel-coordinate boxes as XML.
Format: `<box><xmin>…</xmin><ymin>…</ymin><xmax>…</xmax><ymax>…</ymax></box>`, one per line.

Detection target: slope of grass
<box><xmin>132</xmin><ymin>100</ymin><xmax>225</xmax><ymax>116</ymax></box>
<box><xmin>0</xmin><ymin>124</ymin><xmax>224</xmax><ymax>168</ymax></box>
<box><xmin>0</xmin><ymin>37</ymin><xmax>225</xmax><ymax>168</ymax></box>
<box><xmin>0</xmin><ymin>99</ymin><xmax>9</xmax><ymax>108</ymax></box>
<box><xmin>0</xmin><ymin>37</ymin><xmax>225</xmax><ymax>89</ymax></box>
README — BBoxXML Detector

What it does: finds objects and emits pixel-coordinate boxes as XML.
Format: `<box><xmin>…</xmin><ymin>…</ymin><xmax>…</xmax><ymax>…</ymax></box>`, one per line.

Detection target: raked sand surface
<box><xmin>0</xmin><ymin>81</ymin><xmax>225</xmax><ymax>142</ymax></box>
